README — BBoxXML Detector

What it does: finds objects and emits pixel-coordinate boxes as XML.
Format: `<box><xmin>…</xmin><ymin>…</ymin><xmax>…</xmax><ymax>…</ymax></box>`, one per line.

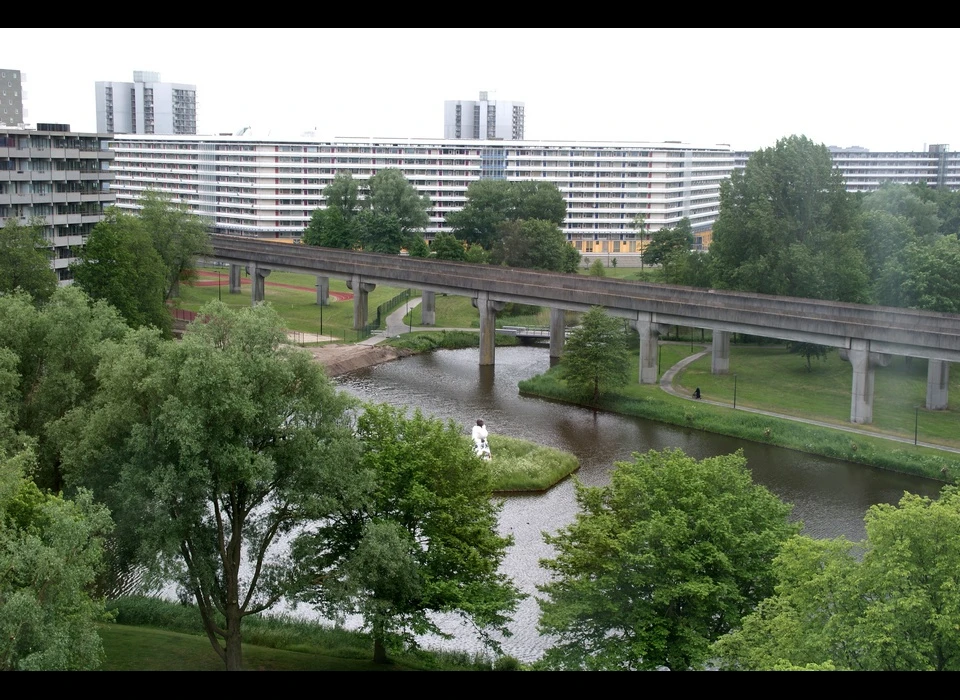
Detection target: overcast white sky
<box><xmin>5</xmin><ymin>28</ymin><xmax>958</xmax><ymax>151</ymax></box>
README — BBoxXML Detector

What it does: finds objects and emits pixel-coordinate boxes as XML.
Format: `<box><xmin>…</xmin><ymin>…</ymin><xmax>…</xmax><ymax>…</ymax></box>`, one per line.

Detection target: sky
<box><xmin>5</xmin><ymin>28</ymin><xmax>958</xmax><ymax>151</ymax></box>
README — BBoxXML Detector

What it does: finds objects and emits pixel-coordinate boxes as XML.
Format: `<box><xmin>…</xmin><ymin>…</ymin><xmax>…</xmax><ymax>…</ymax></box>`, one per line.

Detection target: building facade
<box><xmin>444</xmin><ymin>92</ymin><xmax>525</xmax><ymax>141</ymax></box>
<box><xmin>95</xmin><ymin>71</ymin><xmax>197</xmax><ymax>135</ymax></box>
<box><xmin>0</xmin><ymin>124</ymin><xmax>116</xmax><ymax>283</ymax></box>
<box><xmin>0</xmin><ymin>68</ymin><xmax>24</xmax><ymax>127</ymax></box>
<box><xmin>109</xmin><ymin>135</ymin><xmax>734</xmax><ymax>254</ymax></box>
<box><xmin>734</xmin><ymin>144</ymin><xmax>960</xmax><ymax>193</ymax></box>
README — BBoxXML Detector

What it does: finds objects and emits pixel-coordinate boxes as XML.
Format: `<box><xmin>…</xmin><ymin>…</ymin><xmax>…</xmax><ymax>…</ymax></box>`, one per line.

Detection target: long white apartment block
<box><xmin>828</xmin><ymin>144</ymin><xmax>960</xmax><ymax>192</ymax></box>
<box><xmin>734</xmin><ymin>144</ymin><xmax>960</xmax><ymax>193</ymax></box>
<box><xmin>0</xmin><ymin>123</ymin><xmax>115</xmax><ymax>283</ymax></box>
<box><xmin>109</xmin><ymin>135</ymin><xmax>735</xmax><ymax>254</ymax></box>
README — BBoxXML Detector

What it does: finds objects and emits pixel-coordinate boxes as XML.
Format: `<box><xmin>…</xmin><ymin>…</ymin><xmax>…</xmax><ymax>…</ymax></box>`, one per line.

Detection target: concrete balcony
<box><xmin>81</xmin><ymin>214</ymin><xmax>102</xmax><ymax>224</ymax></box>
<box><xmin>65</xmin><ymin>149</ymin><xmax>80</xmax><ymax>159</ymax></box>
<box><xmin>51</xmin><ymin>192</ymin><xmax>67</xmax><ymax>203</ymax></box>
<box><xmin>7</xmin><ymin>171</ymin><xmax>32</xmax><ymax>181</ymax></box>
<box><xmin>31</xmin><ymin>171</ymin><xmax>53</xmax><ymax>181</ymax></box>
<box><xmin>49</xmin><ymin>148</ymin><xmax>65</xmax><ymax>158</ymax></box>
<box><xmin>8</xmin><ymin>148</ymin><xmax>31</xmax><ymax>158</ymax></box>
<box><xmin>80</xmin><ymin>172</ymin><xmax>105</xmax><ymax>181</ymax></box>
<box><xmin>65</xmin><ymin>192</ymin><xmax>82</xmax><ymax>203</ymax></box>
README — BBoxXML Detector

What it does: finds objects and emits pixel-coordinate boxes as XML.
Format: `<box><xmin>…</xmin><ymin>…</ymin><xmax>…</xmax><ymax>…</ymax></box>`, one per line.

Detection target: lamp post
<box><xmin>915</xmin><ymin>406</ymin><xmax>919</xmax><ymax>446</ymax></box>
<box><xmin>733</xmin><ymin>374</ymin><xmax>738</xmax><ymax>410</ymax></box>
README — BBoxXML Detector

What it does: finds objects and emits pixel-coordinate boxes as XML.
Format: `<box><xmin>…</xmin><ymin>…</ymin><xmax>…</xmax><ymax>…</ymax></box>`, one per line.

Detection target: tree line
<box><xmin>303</xmin><ymin>171</ymin><xmax>581</xmax><ymax>273</ymax></box>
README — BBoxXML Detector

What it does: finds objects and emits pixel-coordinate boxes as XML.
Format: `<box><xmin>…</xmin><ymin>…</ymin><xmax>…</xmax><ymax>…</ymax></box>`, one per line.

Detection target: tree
<box><xmin>538</xmin><ymin>448</ymin><xmax>797</xmax><ymax>671</ymax></box>
<box><xmin>509</xmin><ymin>181</ymin><xmax>566</xmax><ymax>225</ymax></box>
<box><xmin>708</xmin><ymin>135</ymin><xmax>867</xmax><ymax>302</ymax></box>
<box><xmin>0</xmin><ymin>217</ymin><xmax>57</xmax><ymax>304</ymax></box>
<box><xmin>71</xmin><ymin>209</ymin><xmax>171</xmax><ymax>337</ymax></box>
<box><xmin>786</xmin><ymin>341</ymin><xmax>831</xmax><ymax>372</ymax></box>
<box><xmin>0</xmin><ymin>438</ymin><xmax>113</xmax><ymax>670</ymax></box>
<box><xmin>366</xmin><ymin>169</ymin><xmax>430</xmax><ymax>235</ymax></box>
<box><xmin>137</xmin><ymin>191</ymin><xmax>211</xmax><ymax>300</ymax></box>
<box><xmin>588</xmin><ymin>258</ymin><xmax>605</xmax><ymax>277</ymax></box>
<box><xmin>559</xmin><ymin>306</ymin><xmax>628</xmax><ymax>403</ymax></box>
<box><xmin>491</xmin><ymin>219</ymin><xmax>580</xmax><ymax>272</ymax></box>
<box><xmin>59</xmin><ymin>302</ymin><xmax>360</xmax><ymax>670</ymax></box>
<box><xmin>714</xmin><ymin>487</ymin><xmax>960</xmax><ymax>671</ymax></box>
<box><xmin>431</xmin><ymin>231</ymin><xmax>467</xmax><ymax>261</ymax></box>
<box><xmin>322</xmin><ymin>172</ymin><xmax>363</xmax><ymax>218</ymax></box>
<box><xmin>303</xmin><ymin>206</ymin><xmax>359</xmax><ymax>250</ymax></box>
<box><xmin>0</xmin><ymin>287</ymin><xmax>128</xmax><ymax>492</ymax></box>
<box><xmin>447</xmin><ymin>180</ymin><xmax>566</xmax><ymax>249</ymax></box>
<box><xmin>643</xmin><ymin>217</ymin><xmax>693</xmax><ymax>267</ymax></box>
<box><xmin>354</xmin><ymin>210</ymin><xmax>413</xmax><ymax>255</ymax></box>
<box><xmin>294</xmin><ymin>404</ymin><xmax>521</xmax><ymax>664</ymax></box>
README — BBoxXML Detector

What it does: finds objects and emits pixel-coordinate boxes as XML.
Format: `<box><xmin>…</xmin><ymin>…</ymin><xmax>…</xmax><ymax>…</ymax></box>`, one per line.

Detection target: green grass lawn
<box><xmin>99</xmin><ymin>623</ymin><xmax>420</xmax><ymax>671</ymax></box>
<box><xmin>486</xmin><ymin>434</ymin><xmax>579</xmax><ymax>491</ymax></box>
<box><xmin>674</xmin><ymin>344</ymin><xmax>960</xmax><ymax>448</ymax></box>
<box><xmin>177</xmin><ymin>268</ymin><xmax>410</xmax><ymax>340</ymax></box>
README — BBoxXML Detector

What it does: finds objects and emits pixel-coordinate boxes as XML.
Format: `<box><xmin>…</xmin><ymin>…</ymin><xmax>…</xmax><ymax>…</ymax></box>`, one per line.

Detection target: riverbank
<box><xmin>518</xmin><ymin>367</ymin><xmax>960</xmax><ymax>484</ymax></box>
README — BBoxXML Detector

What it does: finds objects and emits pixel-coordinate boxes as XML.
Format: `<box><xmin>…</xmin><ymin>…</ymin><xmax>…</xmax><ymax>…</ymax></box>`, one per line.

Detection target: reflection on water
<box><xmin>332</xmin><ymin>346</ymin><xmax>942</xmax><ymax>662</ymax></box>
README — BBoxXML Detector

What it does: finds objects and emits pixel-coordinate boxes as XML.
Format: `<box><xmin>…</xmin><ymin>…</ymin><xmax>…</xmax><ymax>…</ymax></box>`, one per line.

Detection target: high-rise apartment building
<box><xmin>109</xmin><ymin>134</ymin><xmax>732</xmax><ymax>254</ymax></box>
<box><xmin>445</xmin><ymin>92</ymin><xmax>525</xmax><ymax>140</ymax></box>
<box><xmin>0</xmin><ymin>68</ymin><xmax>24</xmax><ymax>127</ymax></box>
<box><xmin>95</xmin><ymin>71</ymin><xmax>197</xmax><ymax>135</ymax></box>
<box><xmin>0</xmin><ymin>123</ymin><xmax>116</xmax><ymax>283</ymax></box>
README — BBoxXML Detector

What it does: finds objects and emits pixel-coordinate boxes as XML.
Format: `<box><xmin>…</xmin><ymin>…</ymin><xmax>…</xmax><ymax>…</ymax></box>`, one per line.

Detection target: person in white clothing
<box><xmin>472</xmin><ymin>419</ymin><xmax>491</xmax><ymax>459</ymax></box>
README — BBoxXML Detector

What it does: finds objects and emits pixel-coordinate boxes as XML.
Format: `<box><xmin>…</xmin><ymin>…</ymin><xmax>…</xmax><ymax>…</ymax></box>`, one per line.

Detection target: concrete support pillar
<box><xmin>472</xmin><ymin>292</ymin><xmax>506</xmax><ymax>366</ymax></box>
<box><xmin>926</xmin><ymin>359</ymin><xmax>950</xmax><ymax>410</ymax></box>
<box><xmin>634</xmin><ymin>313</ymin><xmax>661</xmax><ymax>385</ymax></box>
<box><xmin>229</xmin><ymin>264</ymin><xmax>242</xmax><ymax>294</ymax></box>
<box><xmin>846</xmin><ymin>340</ymin><xmax>873</xmax><ymax>424</ymax></box>
<box><xmin>839</xmin><ymin>340</ymin><xmax>889</xmax><ymax>424</ymax></box>
<box><xmin>549</xmin><ymin>307</ymin><xmax>566</xmax><ymax>360</ymax></box>
<box><xmin>421</xmin><ymin>291</ymin><xmax>436</xmax><ymax>326</ymax></box>
<box><xmin>711</xmin><ymin>330</ymin><xmax>731</xmax><ymax>375</ymax></box>
<box><xmin>347</xmin><ymin>275</ymin><xmax>377</xmax><ymax>330</ymax></box>
<box><xmin>316</xmin><ymin>276</ymin><xmax>329</xmax><ymax>306</ymax></box>
<box><xmin>246</xmin><ymin>264</ymin><xmax>271</xmax><ymax>306</ymax></box>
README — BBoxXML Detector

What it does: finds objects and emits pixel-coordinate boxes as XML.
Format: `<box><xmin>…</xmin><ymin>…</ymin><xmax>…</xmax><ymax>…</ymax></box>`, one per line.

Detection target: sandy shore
<box><xmin>302</xmin><ymin>343</ymin><xmax>414</xmax><ymax>377</ymax></box>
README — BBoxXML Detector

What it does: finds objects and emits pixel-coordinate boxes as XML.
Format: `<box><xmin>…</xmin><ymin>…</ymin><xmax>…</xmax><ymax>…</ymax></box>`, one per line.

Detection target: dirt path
<box><xmin>302</xmin><ymin>343</ymin><xmax>414</xmax><ymax>377</ymax></box>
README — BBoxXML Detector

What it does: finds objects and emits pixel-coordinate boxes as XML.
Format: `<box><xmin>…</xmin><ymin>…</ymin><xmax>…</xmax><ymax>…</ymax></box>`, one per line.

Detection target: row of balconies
<box><xmin>0</xmin><ymin>191</ymin><xmax>114</xmax><ymax>205</ymax></box>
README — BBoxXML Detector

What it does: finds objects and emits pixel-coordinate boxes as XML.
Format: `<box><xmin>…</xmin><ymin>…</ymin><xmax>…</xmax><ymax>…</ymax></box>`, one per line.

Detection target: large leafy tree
<box><xmin>71</xmin><ymin>209</ymin><xmax>171</xmax><ymax>337</ymax></box>
<box><xmin>447</xmin><ymin>180</ymin><xmax>566</xmax><ymax>249</ymax></box>
<box><xmin>366</xmin><ymin>168</ymin><xmax>430</xmax><ymax>235</ymax></box>
<box><xmin>303</xmin><ymin>173</ymin><xmax>363</xmax><ymax>250</ymax></box>
<box><xmin>708</xmin><ymin>135</ymin><xmax>867</xmax><ymax>302</ymax></box>
<box><xmin>714</xmin><ymin>487</ymin><xmax>960</xmax><ymax>671</ymax></box>
<box><xmin>0</xmin><ymin>287</ymin><xmax>128</xmax><ymax>492</ymax></box>
<box><xmin>491</xmin><ymin>219</ymin><xmax>580</xmax><ymax>272</ymax></box>
<box><xmin>430</xmin><ymin>231</ymin><xmax>467</xmax><ymax>261</ymax></box>
<box><xmin>295</xmin><ymin>404</ymin><xmax>521</xmax><ymax>664</ymax></box>
<box><xmin>538</xmin><ymin>448</ymin><xmax>797</xmax><ymax>671</ymax></box>
<box><xmin>643</xmin><ymin>217</ymin><xmax>693</xmax><ymax>267</ymax></box>
<box><xmin>137</xmin><ymin>191</ymin><xmax>211</xmax><ymax>300</ymax></box>
<box><xmin>0</xmin><ymin>217</ymin><xmax>57</xmax><ymax>304</ymax></box>
<box><xmin>0</xmin><ymin>436</ymin><xmax>113</xmax><ymax>671</ymax></box>
<box><xmin>559</xmin><ymin>306</ymin><xmax>628</xmax><ymax>403</ymax></box>
<box><xmin>59</xmin><ymin>302</ymin><xmax>360</xmax><ymax>670</ymax></box>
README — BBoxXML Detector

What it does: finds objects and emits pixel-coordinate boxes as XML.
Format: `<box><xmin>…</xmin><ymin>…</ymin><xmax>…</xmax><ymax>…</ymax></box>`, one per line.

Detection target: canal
<box><xmin>327</xmin><ymin>346</ymin><xmax>943</xmax><ymax>662</ymax></box>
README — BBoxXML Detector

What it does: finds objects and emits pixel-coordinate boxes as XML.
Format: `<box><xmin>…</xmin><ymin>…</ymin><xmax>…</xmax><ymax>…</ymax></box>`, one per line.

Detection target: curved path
<box><xmin>660</xmin><ymin>345</ymin><xmax>960</xmax><ymax>455</ymax></box>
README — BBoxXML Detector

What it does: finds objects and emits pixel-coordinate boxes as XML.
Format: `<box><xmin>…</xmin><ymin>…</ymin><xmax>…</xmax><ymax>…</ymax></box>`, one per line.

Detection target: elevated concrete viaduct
<box><xmin>210</xmin><ymin>235</ymin><xmax>960</xmax><ymax>425</ymax></box>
